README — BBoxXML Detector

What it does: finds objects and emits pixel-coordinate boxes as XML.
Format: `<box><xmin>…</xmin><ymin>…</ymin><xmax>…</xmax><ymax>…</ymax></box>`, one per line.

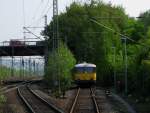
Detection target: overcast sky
<box><xmin>0</xmin><ymin>0</ymin><xmax>150</xmax><ymax>42</ymax></box>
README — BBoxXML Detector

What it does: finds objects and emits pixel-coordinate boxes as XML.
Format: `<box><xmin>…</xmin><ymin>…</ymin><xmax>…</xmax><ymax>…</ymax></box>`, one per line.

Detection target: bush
<box><xmin>0</xmin><ymin>94</ymin><xmax>6</xmax><ymax>106</ymax></box>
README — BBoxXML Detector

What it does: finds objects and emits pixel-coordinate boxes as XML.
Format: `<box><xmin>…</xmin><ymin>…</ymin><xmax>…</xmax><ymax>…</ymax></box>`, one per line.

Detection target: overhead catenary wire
<box><xmin>28</xmin><ymin>17</ymin><xmax>44</xmax><ymax>29</ymax></box>
<box><xmin>26</xmin><ymin>0</ymin><xmax>52</xmax><ymax>38</ymax></box>
<box><xmin>22</xmin><ymin>0</ymin><xmax>26</xmax><ymax>39</ymax></box>
<box><xmin>23</xmin><ymin>27</ymin><xmax>44</xmax><ymax>41</ymax></box>
<box><xmin>22</xmin><ymin>0</ymin><xmax>26</xmax><ymax>27</ymax></box>
<box><xmin>32</xmin><ymin>0</ymin><xmax>44</xmax><ymax>20</ymax></box>
<box><xmin>36</xmin><ymin>1</ymin><xmax>52</xmax><ymax>26</ymax></box>
<box><xmin>90</xmin><ymin>18</ymin><xmax>136</xmax><ymax>42</ymax></box>
<box><xmin>45</xmin><ymin>4</ymin><xmax>53</xmax><ymax>15</ymax></box>
<box><xmin>28</xmin><ymin>0</ymin><xmax>49</xmax><ymax>28</ymax></box>
<box><xmin>40</xmin><ymin>0</ymin><xmax>50</xmax><ymax>18</ymax></box>
<box><xmin>90</xmin><ymin>18</ymin><xmax>150</xmax><ymax>48</ymax></box>
<box><xmin>21</xmin><ymin>0</ymin><xmax>48</xmax><ymax>41</ymax></box>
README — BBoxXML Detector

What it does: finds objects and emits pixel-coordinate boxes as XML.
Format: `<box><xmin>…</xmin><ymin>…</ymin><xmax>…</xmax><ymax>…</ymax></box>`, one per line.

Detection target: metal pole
<box><xmin>11</xmin><ymin>45</ymin><xmax>14</xmax><ymax>77</ymax></box>
<box><xmin>11</xmin><ymin>57</ymin><xmax>14</xmax><ymax>77</ymax></box>
<box><xmin>112</xmin><ymin>47</ymin><xmax>116</xmax><ymax>92</ymax></box>
<box><xmin>53</xmin><ymin>0</ymin><xmax>61</xmax><ymax>93</ymax></box>
<box><xmin>121</xmin><ymin>38</ymin><xmax>128</xmax><ymax>94</ymax></box>
<box><xmin>33</xmin><ymin>60</ymin><xmax>35</xmax><ymax>76</ymax></box>
<box><xmin>124</xmin><ymin>38</ymin><xmax>128</xmax><ymax>94</ymax></box>
<box><xmin>0</xmin><ymin>57</ymin><xmax>2</xmax><ymax>81</ymax></box>
<box><xmin>22</xmin><ymin>58</ymin><xmax>24</xmax><ymax>79</ymax></box>
<box><xmin>44</xmin><ymin>15</ymin><xmax>47</xmax><ymax>27</ymax></box>
<box><xmin>20</xmin><ymin>57</ymin><xmax>22</xmax><ymax>77</ymax></box>
<box><xmin>29</xmin><ymin>58</ymin><xmax>31</xmax><ymax>76</ymax></box>
<box><xmin>24</xmin><ymin>59</ymin><xmax>26</xmax><ymax>77</ymax></box>
<box><xmin>44</xmin><ymin>14</ymin><xmax>48</xmax><ymax>77</ymax></box>
<box><xmin>36</xmin><ymin>62</ymin><xmax>39</xmax><ymax>76</ymax></box>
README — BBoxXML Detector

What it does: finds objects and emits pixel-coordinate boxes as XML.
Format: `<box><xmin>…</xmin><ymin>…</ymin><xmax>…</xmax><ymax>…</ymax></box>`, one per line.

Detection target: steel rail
<box><xmin>27</xmin><ymin>85</ymin><xmax>64</xmax><ymax>113</ymax></box>
<box><xmin>69</xmin><ymin>87</ymin><xmax>100</xmax><ymax>113</ymax></box>
<box><xmin>90</xmin><ymin>88</ymin><xmax>100</xmax><ymax>113</ymax></box>
<box><xmin>17</xmin><ymin>85</ymin><xmax>64</xmax><ymax>113</ymax></box>
<box><xmin>17</xmin><ymin>86</ymin><xmax>36</xmax><ymax>113</ymax></box>
<box><xmin>1</xmin><ymin>81</ymin><xmax>28</xmax><ymax>94</ymax></box>
<box><xmin>69</xmin><ymin>87</ymin><xmax>80</xmax><ymax>113</ymax></box>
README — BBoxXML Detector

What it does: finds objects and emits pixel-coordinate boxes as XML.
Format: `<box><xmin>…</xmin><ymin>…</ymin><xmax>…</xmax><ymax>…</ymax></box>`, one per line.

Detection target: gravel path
<box><xmin>95</xmin><ymin>88</ymin><xmax>116</xmax><ymax>113</ymax></box>
<box><xmin>3</xmin><ymin>89</ymin><xmax>27</xmax><ymax>113</ymax></box>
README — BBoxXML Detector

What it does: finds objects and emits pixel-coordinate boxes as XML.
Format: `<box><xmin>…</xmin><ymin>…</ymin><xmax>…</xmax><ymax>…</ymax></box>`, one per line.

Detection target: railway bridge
<box><xmin>0</xmin><ymin>41</ymin><xmax>45</xmax><ymax>56</ymax></box>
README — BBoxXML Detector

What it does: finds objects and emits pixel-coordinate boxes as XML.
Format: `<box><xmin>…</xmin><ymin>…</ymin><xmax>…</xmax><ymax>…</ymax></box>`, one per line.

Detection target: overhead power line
<box><xmin>90</xmin><ymin>18</ymin><xmax>136</xmax><ymax>42</ymax></box>
<box><xmin>29</xmin><ymin>0</ymin><xmax>50</xmax><ymax>27</ymax></box>
<box><xmin>22</xmin><ymin>0</ymin><xmax>26</xmax><ymax>39</ymax></box>
<box><xmin>22</xmin><ymin>0</ymin><xmax>26</xmax><ymax>26</ymax></box>
<box><xmin>45</xmin><ymin>4</ymin><xmax>53</xmax><ymax>15</ymax></box>
<box><xmin>40</xmin><ymin>0</ymin><xmax>50</xmax><ymax>17</ymax></box>
<box><xmin>90</xmin><ymin>18</ymin><xmax>150</xmax><ymax>48</ymax></box>
<box><xmin>32</xmin><ymin>0</ymin><xmax>44</xmax><ymax>20</ymax></box>
<box><xmin>23</xmin><ymin>27</ymin><xmax>43</xmax><ymax>41</ymax></box>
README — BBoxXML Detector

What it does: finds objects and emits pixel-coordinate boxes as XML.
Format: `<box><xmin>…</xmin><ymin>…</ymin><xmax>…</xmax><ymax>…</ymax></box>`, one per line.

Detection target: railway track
<box><xmin>17</xmin><ymin>84</ymin><xmax>64</xmax><ymax>113</ymax></box>
<box><xmin>0</xmin><ymin>79</ymin><xmax>42</xmax><ymax>94</ymax></box>
<box><xmin>0</xmin><ymin>81</ymin><xmax>28</xmax><ymax>94</ymax></box>
<box><xmin>69</xmin><ymin>87</ymin><xmax>100</xmax><ymax>113</ymax></box>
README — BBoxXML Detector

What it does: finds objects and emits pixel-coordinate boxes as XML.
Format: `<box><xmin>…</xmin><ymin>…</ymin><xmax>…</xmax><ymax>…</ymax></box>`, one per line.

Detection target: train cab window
<box><xmin>75</xmin><ymin>67</ymin><xmax>84</xmax><ymax>73</ymax></box>
<box><xmin>84</xmin><ymin>67</ymin><xmax>95</xmax><ymax>73</ymax></box>
<box><xmin>75</xmin><ymin>67</ymin><xmax>95</xmax><ymax>73</ymax></box>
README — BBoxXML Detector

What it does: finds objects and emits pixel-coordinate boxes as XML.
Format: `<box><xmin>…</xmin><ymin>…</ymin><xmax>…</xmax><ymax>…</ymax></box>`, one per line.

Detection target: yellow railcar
<box><xmin>74</xmin><ymin>62</ymin><xmax>96</xmax><ymax>85</ymax></box>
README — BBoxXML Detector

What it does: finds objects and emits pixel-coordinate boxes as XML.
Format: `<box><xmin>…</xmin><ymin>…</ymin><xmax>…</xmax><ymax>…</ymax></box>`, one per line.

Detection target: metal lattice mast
<box><xmin>53</xmin><ymin>0</ymin><xmax>61</xmax><ymax>93</ymax></box>
<box><xmin>53</xmin><ymin>0</ymin><xmax>58</xmax><ymax>85</ymax></box>
<box><xmin>53</xmin><ymin>0</ymin><xmax>59</xmax><ymax>50</ymax></box>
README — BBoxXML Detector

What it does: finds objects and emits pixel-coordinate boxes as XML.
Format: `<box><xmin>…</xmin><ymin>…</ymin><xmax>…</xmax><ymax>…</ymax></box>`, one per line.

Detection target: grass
<box><xmin>0</xmin><ymin>65</ymin><xmax>37</xmax><ymax>81</ymax></box>
<box><xmin>0</xmin><ymin>66</ymin><xmax>25</xmax><ymax>80</ymax></box>
<box><xmin>0</xmin><ymin>67</ymin><xmax>7</xmax><ymax>108</ymax></box>
<box><xmin>0</xmin><ymin>65</ymin><xmax>38</xmax><ymax>112</ymax></box>
<box><xmin>0</xmin><ymin>95</ymin><xmax>6</xmax><ymax>106</ymax></box>
<box><xmin>0</xmin><ymin>94</ymin><xmax>6</xmax><ymax>113</ymax></box>
<box><xmin>0</xmin><ymin>66</ymin><xmax>29</xmax><ymax>111</ymax></box>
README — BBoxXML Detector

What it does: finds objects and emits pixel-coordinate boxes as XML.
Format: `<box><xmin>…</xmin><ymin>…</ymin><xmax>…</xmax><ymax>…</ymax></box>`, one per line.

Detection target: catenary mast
<box><xmin>53</xmin><ymin>0</ymin><xmax>59</xmax><ymax>50</ymax></box>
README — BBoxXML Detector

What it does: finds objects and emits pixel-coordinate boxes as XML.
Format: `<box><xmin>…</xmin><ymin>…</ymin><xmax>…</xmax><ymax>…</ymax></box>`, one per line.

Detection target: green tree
<box><xmin>146</xmin><ymin>26</ymin><xmax>150</xmax><ymax>38</ymax></box>
<box><xmin>139</xmin><ymin>10</ymin><xmax>150</xmax><ymax>31</ymax></box>
<box><xmin>123</xmin><ymin>18</ymin><xmax>145</xmax><ymax>41</ymax></box>
<box><xmin>44</xmin><ymin>42</ymin><xmax>76</xmax><ymax>96</ymax></box>
<box><xmin>43</xmin><ymin>1</ymin><xmax>129</xmax><ymax>86</ymax></box>
<box><xmin>43</xmin><ymin>0</ymin><xmax>150</xmax><ymax>95</ymax></box>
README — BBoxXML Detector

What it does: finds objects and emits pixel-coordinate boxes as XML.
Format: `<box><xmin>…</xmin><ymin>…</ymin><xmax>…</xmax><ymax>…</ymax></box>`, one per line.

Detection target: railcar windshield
<box><xmin>75</xmin><ymin>67</ymin><xmax>96</xmax><ymax>73</ymax></box>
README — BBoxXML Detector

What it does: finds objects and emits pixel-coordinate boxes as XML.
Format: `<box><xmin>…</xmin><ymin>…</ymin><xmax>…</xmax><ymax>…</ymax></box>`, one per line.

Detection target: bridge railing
<box><xmin>0</xmin><ymin>41</ymin><xmax>45</xmax><ymax>47</ymax></box>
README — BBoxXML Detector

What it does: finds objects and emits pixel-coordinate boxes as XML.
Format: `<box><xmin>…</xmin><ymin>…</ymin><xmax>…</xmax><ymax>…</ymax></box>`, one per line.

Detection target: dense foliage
<box><xmin>44</xmin><ymin>42</ymin><xmax>76</xmax><ymax>95</ymax></box>
<box><xmin>43</xmin><ymin>1</ymin><xmax>128</xmax><ymax>86</ymax></box>
<box><xmin>43</xmin><ymin>0</ymin><xmax>150</xmax><ymax>98</ymax></box>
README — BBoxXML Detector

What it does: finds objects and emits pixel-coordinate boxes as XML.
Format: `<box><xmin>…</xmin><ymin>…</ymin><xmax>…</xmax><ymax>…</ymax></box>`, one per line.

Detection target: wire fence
<box><xmin>0</xmin><ymin>56</ymin><xmax>44</xmax><ymax>80</ymax></box>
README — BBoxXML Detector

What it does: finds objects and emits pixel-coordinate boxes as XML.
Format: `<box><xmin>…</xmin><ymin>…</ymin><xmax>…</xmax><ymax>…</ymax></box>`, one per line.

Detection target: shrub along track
<box><xmin>0</xmin><ymin>81</ymin><xmax>31</xmax><ymax>113</ymax></box>
<box><xmin>69</xmin><ymin>87</ymin><xmax>100</xmax><ymax>113</ymax></box>
<box><xmin>17</xmin><ymin>84</ymin><xmax>64</xmax><ymax>113</ymax></box>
